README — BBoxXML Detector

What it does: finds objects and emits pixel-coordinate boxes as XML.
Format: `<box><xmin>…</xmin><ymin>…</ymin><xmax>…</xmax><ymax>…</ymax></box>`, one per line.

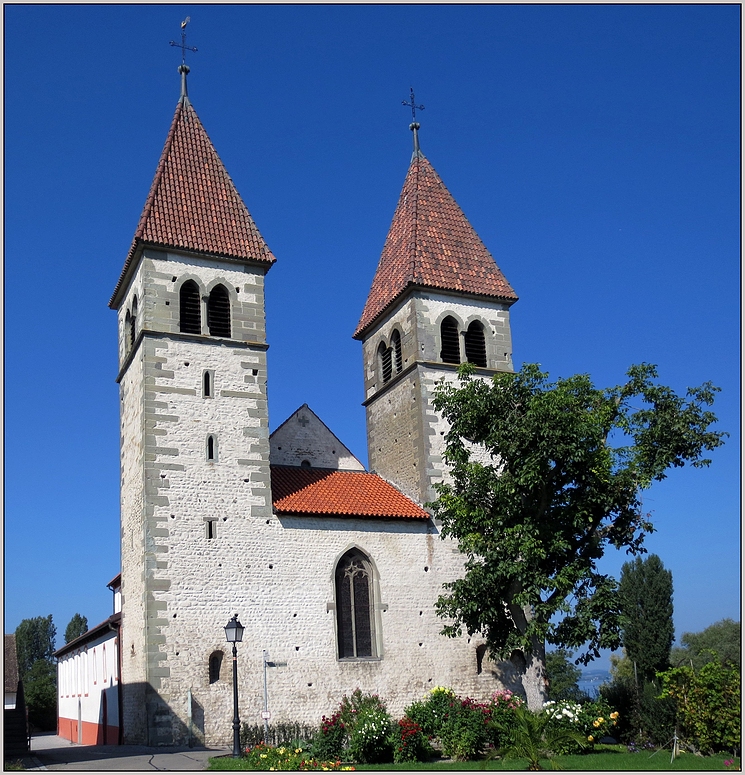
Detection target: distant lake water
<box><xmin>579</xmin><ymin>669</ymin><xmax>611</xmax><ymax>697</ymax></box>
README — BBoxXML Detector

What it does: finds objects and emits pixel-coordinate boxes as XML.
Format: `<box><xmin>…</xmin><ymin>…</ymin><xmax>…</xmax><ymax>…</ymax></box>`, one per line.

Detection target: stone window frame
<box><xmin>206</xmin><ymin>434</ymin><xmax>218</xmax><ymax>463</ymax></box>
<box><xmin>202</xmin><ymin>370</ymin><xmax>215</xmax><ymax>399</ymax></box>
<box><xmin>332</xmin><ymin>546</ymin><xmax>384</xmax><ymax>662</ymax></box>
<box><xmin>376</xmin><ymin>326</ymin><xmax>404</xmax><ymax>385</ymax></box>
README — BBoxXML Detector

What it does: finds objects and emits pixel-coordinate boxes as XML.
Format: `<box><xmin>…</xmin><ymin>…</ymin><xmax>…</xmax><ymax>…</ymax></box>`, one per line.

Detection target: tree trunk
<box><xmin>521</xmin><ymin>636</ymin><xmax>547</xmax><ymax>711</ymax></box>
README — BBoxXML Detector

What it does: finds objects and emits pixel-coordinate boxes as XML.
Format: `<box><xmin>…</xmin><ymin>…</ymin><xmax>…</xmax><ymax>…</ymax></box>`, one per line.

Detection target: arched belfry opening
<box><xmin>440</xmin><ymin>316</ymin><xmax>460</xmax><ymax>364</ymax></box>
<box><xmin>180</xmin><ymin>280</ymin><xmax>201</xmax><ymax>334</ymax></box>
<box><xmin>464</xmin><ymin>320</ymin><xmax>487</xmax><ymax>367</ymax></box>
<box><xmin>207</xmin><ymin>285</ymin><xmax>231</xmax><ymax>338</ymax></box>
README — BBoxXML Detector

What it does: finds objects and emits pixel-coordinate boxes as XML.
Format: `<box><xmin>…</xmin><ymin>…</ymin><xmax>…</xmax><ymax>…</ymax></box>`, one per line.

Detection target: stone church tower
<box><xmin>109</xmin><ymin>68</ymin><xmax>519</xmax><ymax>747</ymax></box>
<box><xmin>109</xmin><ymin>66</ymin><xmax>277</xmax><ymax>745</ymax></box>
<box><xmin>354</xmin><ymin>123</ymin><xmax>518</xmax><ymax>505</ymax></box>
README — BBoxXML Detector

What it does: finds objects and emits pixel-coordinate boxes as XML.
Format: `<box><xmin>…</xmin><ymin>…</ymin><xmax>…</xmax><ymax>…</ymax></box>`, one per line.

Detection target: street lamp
<box><xmin>224</xmin><ymin>614</ymin><xmax>245</xmax><ymax>758</ymax></box>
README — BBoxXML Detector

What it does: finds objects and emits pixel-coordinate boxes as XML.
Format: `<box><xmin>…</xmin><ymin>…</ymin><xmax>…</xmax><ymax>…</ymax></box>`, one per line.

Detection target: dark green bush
<box><xmin>403</xmin><ymin>686</ymin><xmax>457</xmax><ymax>738</ymax></box>
<box><xmin>391</xmin><ymin>718</ymin><xmax>432</xmax><ymax>763</ymax></box>
<box><xmin>439</xmin><ymin>698</ymin><xmax>491</xmax><ymax>761</ymax></box>
<box><xmin>347</xmin><ymin>706</ymin><xmax>393</xmax><ymax>764</ymax></box>
<box><xmin>311</xmin><ymin>712</ymin><xmax>346</xmax><ymax>762</ymax></box>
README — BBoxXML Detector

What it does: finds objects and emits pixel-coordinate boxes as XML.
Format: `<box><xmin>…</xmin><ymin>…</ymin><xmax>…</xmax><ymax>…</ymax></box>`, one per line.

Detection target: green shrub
<box><xmin>391</xmin><ymin>717</ymin><xmax>432</xmax><ymax>763</ymax></box>
<box><xmin>403</xmin><ymin>686</ymin><xmax>457</xmax><ymax>738</ymax></box>
<box><xmin>439</xmin><ymin>698</ymin><xmax>491</xmax><ymax>761</ymax></box>
<box><xmin>338</xmin><ymin>688</ymin><xmax>387</xmax><ymax>731</ymax></box>
<box><xmin>487</xmin><ymin>689</ymin><xmax>525</xmax><ymax>750</ymax></box>
<box><xmin>311</xmin><ymin>712</ymin><xmax>346</xmax><ymax>762</ymax></box>
<box><xmin>241</xmin><ymin>743</ymin><xmax>353</xmax><ymax>771</ymax></box>
<box><xmin>347</xmin><ymin>706</ymin><xmax>393</xmax><ymax>764</ymax></box>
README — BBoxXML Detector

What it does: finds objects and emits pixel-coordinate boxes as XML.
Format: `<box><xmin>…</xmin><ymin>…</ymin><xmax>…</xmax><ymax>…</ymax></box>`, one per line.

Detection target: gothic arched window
<box><xmin>440</xmin><ymin>316</ymin><xmax>460</xmax><ymax>364</ymax></box>
<box><xmin>391</xmin><ymin>330</ymin><xmax>402</xmax><ymax>374</ymax></box>
<box><xmin>180</xmin><ymin>280</ymin><xmax>201</xmax><ymax>334</ymax></box>
<box><xmin>335</xmin><ymin>550</ymin><xmax>376</xmax><ymax>659</ymax></box>
<box><xmin>207</xmin><ymin>284</ymin><xmax>231</xmax><ymax>338</ymax></box>
<box><xmin>464</xmin><ymin>320</ymin><xmax>487</xmax><ymax>368</ymax></box>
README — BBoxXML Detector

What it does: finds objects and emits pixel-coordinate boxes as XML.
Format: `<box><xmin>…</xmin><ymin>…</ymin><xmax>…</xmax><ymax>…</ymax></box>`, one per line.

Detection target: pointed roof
<box><xmin>354</xmin><ymin>152</ymin><xmax>517</xmax><ymax>339</ymax></box>
<box><xmin>110</xmin><ymin>95</ymin><xmax>275</xmax><ymax>307</ymax></box>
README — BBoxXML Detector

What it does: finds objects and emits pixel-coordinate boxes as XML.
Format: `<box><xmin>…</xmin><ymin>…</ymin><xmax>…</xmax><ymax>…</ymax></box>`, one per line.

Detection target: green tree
<box><xmin>431</xmin><ymin>363</ymin><xmax>725</xmax><ymax>708</ymax></box>
<box><xmin>618</xmin><ymin>554</ymin><xmax>674</xmax><ymax>683</ymax></box>
<box><xmin>24</xmin><ymin>659</ymin><xmax>58</xmax><ymax>731</ymax></box>
<box><xmin>64</xmin><ymin>613</ymin><xmax>88</xmax><ymax>644</ymax></box>
<box><xmin>15</xmin><ymin>615</ymin><xmax>56</xmax><ymax>680</ymax></box>
<box><xmin>670</xmin><ymin>619</ymin><xmax>741</xmax><ymax>670</ymax></box>
<box><xmin>545</xmin><ymin>649</ymin><xmax>588</xmax><ymax>702</ymax></box>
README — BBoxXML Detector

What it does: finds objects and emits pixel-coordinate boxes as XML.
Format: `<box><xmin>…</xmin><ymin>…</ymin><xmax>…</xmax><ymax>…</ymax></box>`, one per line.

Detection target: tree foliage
<box><xmin>545</xmin><ymin>649</ymin><xmax>588</xmax><ymax>702</ymax></box>
<box><xmin>431</xmin><ymin>363</ymin><xmax>725</xmax><ymax>670</ymax></box>
<box><xmin>64</xmin><ymin>613</ymin><xmax>89</xmax><ymax>644</ymax></box>
<box><xmin>24</xmin><ymin>659</ymin><xmax>58</xmax><ymax>731</ymax></box>
<box><xmin>618</xmin><ymin>554</ymin><xmax>674</xmax><ymax>682</ymax></box>
<box><xmin>670</xmin><ymin>618</ymin><xmax>741</xmax><ymax>670</ymax></box>
<box><xmin>15</xmin><ymin>615</ymin><xmax>56</xmax><ymax>680</ymax></box>
<box><xmin>658</xmin><ymin>657</ymin><xmax>741</xmax><ymax>754</ymax></box>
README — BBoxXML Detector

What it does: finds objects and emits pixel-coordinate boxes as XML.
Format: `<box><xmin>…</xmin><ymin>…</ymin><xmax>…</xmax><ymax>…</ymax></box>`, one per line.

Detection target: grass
<box><xmin>208</xmin><ymin>746</ymin><xmax>740</xmax><ymax>771</ymax></box>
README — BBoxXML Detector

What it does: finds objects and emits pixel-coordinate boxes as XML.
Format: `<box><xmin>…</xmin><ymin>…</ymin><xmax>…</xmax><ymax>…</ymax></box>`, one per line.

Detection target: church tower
<box><xmin>109</xmin><ymin>65</ymin><xmax>276</xmax><ymax>745</ymax></box>
<box><xmin>354</xmin><ymin>119</ymin><xmax>518</xmax><ymax>506</ymax></box>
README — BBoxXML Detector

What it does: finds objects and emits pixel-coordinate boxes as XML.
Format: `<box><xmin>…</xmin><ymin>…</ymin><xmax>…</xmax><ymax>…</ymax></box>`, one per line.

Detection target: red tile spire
<box><xmin>111</xmin><ymin>82</ymin><xmax>275</xmax><ymax>307</ymax></box>
<box><xmin>354</xmin><ymin>144</ymin><xmax>517</xmax><ymax>339</ymax></box>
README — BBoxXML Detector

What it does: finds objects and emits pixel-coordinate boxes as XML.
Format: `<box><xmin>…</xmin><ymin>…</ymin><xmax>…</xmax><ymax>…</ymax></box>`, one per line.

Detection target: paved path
<box><xmin>19</xmin><ymin>733</ymin><xmax>232</xmax><ymax>771</ymax></box>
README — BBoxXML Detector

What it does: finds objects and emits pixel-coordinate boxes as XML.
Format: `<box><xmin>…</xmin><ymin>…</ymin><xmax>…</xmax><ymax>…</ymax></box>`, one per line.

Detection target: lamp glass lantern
<box><xmin>224</xmin><ymin>614</ymin><xmax>245</xmax><ymax>643</ymax></box>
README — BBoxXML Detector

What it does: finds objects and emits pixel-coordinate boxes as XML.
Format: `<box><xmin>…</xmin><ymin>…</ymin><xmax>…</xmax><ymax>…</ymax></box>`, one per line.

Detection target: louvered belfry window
<box><xmin>180</xmin><ymin>280</ymin><xmax>201</xmax><ymax>334</ymax></box>
<box><xmin>378</xmin><ymin>342</ymin><xmax>392</xmax><ymax>384</ymax></box>
<box><xmin>207</xmin><ymin>285</ymin><xmax>231</xmax><ymax>338</ymax></box>
<box><xmin>129</xmin><ymin>297</ymin><xmax>138</xmax><ymax>350</ymax></box>
<box><xmin>464</xmin><ymin>321</ymin><xmax>487</xmax><ymax>367</ymax></box>
<box><xmin>440</xmin><ymin>316</ymin><xmax>461</xmax><ymax>364</ymax></box>
<box><xmin>336</xmin><ymin>551</ymin><xmax>374</xmax><ymax>659</ymax></box>
<box><xmin>391</xmin><ymin>330</ymin><xmax>402</xmax><ymax>374</ymax></box>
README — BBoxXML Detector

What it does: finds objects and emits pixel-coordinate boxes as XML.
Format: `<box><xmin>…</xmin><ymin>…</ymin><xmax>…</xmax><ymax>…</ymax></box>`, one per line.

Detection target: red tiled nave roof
<box><xmin>271</xmin><ymin>466</ymin><xmax>429</xmax><ymax>519</ymax></box>
<box><xmin>111</xmin><ymin>97</ymin><xmax>275</xmax><ymax>307</ymax></box>
<box><xmin>354</xmin><ymin>153</ymin><xmax>517</xmax><ymax>338</ymax></box>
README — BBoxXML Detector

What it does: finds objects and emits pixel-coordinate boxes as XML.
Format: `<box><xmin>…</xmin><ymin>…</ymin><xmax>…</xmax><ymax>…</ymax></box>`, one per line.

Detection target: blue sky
<box><xmin>4</xmin><ymin>5</ymin><xmax>740</xmax><ymax>665</ymax></box>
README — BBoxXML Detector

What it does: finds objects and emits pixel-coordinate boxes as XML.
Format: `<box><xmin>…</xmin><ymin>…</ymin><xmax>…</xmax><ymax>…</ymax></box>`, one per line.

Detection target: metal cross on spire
<box><xmin>170</xmin><ymin>17</ymin><xmax>198</xmax><ymax>65</ymax></box>
<box><xmin>402</xmin><ymin>87</ymin><xmax>425</xmax><ymax>124</ymax></box>
<box><xmin>402</xmin><ymin>87</ymin><xmax>425</xmax><ymax>158</ymax></box>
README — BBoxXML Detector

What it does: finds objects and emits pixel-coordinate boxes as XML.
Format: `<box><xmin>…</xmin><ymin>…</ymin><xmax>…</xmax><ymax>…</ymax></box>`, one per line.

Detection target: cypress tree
<box><xmin>618</xmin><ymin>554</ymin><xmax>674</xmax><ymax>683</ymax></box>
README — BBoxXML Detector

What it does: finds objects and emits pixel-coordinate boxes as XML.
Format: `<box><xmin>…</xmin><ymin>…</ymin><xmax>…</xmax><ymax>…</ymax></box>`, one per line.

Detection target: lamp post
<box><xmin>224</xmin><ymin>614</ymin><xmax>245</xmax><ymax>758</ymax></box>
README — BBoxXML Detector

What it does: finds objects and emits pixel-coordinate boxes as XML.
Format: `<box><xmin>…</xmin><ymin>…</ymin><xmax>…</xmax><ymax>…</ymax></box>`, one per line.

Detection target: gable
<box><xmin>270</xmin><ymin>404</ymin><xmax>364</xmax><ymax>470</ymax></box>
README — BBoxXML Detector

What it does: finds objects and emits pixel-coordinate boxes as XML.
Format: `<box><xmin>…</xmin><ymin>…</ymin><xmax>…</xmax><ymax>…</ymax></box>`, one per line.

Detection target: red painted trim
<box><xmin>57</xmin><ymin>716</ymin><xmax>119</xmax><ymax>746</ymax></box>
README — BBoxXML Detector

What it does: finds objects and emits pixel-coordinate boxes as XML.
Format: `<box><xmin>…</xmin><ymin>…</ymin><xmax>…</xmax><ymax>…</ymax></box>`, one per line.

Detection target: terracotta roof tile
<box><xmin>111</xmin><ymin>98</ymin><xmax>275</xmax><ymax>307</ymax></box>
<box><xmin>354</xmin><ymin>153</ymin><xmax>517</xmax><ymax>338</ymax></box>
<box><xmin>271</xmin><ymin>466</ymin><xmax>429</xmax><ymax>519</ymax></box>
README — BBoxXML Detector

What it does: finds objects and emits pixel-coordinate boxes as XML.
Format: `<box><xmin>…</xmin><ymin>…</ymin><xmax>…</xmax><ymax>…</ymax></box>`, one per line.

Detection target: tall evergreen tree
<box><xmin>64</xmin><ymin>613</ymin><xmax>88</xmax><ymax>644</ymax></box>
<box><xmin>15</xmin><ymin>615</ymin><xmax>56</xmax><ymax>680</ymax></box>
<box><xmin>618</xmin><ymin>554</ymin><xmax>674</xmax><ymax>683</ymax></box>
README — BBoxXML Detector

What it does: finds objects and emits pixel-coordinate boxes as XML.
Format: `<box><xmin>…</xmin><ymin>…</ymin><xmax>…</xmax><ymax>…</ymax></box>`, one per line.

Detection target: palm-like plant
<box><xmin>496</xmin><ymin>705</ymin><xmax>586</xmax><ymax>771</ymax></box>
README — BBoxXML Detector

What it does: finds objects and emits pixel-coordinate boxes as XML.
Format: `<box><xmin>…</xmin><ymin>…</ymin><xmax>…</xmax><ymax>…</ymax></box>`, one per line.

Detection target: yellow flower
<box><xmin>593</xmin><ymin>720</ymin><xmax>600</xmax><ymax>727</ymax></box>
<box><xmin>587</xmin><ymin>735</ymin><xmax>594</xmax><ymax>742</ymax></box>
<box><xmin>295</xmin><ymin>748</ymin><xmax>302</xmax><ymax>753</ymax></box>
<box><xmin>610</xmin><ymin>711</ymin><xmax>619</xmax><ymax>719</ymax></box>
<box><xmin>260</xmin><ymin>754</ymin><xmax>267</xmax><ymax>759</ymax></box>
<box><xmin>598</xmin><ymin>717</ymin><xmax>605</xmax><ymax>723</ymax></box>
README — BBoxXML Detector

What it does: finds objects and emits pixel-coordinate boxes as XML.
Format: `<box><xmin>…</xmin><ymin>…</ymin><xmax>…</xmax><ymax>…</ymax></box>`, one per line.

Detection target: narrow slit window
<box><xmin>464</xmin><ymin>321</ymin><xmax>487</xmax><ymax>367</ymax></box>
<box><xmin>335</xmin><ymin>550</ymin><xmax>376</xmax><ymax>659</ymax></box>
<box><xmin>129</xmin><ymin>296</ymin><xmax>138</xmax><ymax>350</ymax></box>
<box><xmin>206</xmin><ymin>520</ymin><xmax>217</xmax><ymax>539</ymax></box>
<box><xmin>203</xmin><ymin>371</ymin><xmax>212</xmax><ymax>398</ymax></box>
<box><xmin>391</xmin><ymin>330</ymin><xmax>402</xmax><ymax>374</ymax></box>
<box><xmin>206</xmin><ymin>435</ymin><xmax>216</xmax><ymax>461</ymax></box>
<box><xmin>124</xmin><ymin>311</ymin><xmax>131</xmax><ymax>354</ymax></box>
<box><xmin>440</xmin><ymin>316</ymin><xmax>460</xmax><ymax>364</ymax></box>
<box><xmin>207</xmin><ymin>284</ymin><xmax>231</xmax><ymax>338</ymax></box>
<box><xmin>180</xmin><ymin>280</ymin><xmax>201</xmax><ymax>334</ymax></box>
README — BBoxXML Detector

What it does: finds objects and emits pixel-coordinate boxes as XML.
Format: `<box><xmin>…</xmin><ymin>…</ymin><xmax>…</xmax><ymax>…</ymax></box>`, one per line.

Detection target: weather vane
<box><xmin>170</xmin><ymin>17</ymin><xmax>198</xmax><ymax>65</ymax></box>
<box><xmin>402</xmin><ymin>87</ymin><xmax>425</xmax><ymax>124</ymax></box>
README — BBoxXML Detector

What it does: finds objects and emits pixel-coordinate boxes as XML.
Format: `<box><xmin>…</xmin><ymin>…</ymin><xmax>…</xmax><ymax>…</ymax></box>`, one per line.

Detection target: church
<box><xmin>105</xmin><ymin>61</ymin><xmax>520</xmax><ymax>746</ymax></box>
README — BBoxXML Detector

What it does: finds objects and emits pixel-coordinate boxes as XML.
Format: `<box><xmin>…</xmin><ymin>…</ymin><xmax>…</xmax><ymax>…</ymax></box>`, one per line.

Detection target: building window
<box><xmin>203</xmin><ymin>370</ymin><xmax>213</xmax><ymax>398</ymax></box>
<box><xmin>440</xmin><ymin>316</ymin><xmax>460</xmax><ymax>364</ymax></box>
<box><xmin>129</xmin><ymin>296</ymin><xmax>138</xmax><ymax>350</ymax></box>
<box><xmin>464</xmin><ymin>320</ymin><xmax>487</xmax><ymax>368</ymax></box>
<box><xmin>335</xmin><ymin>550</ymin><xmax>376</xmax><ymax>659</ymax></box>
<box><xmin>209</xmin><ymin>651</ymin><xmax>223</xmax><ymax>683</ymax></box>
<box><xmin>205</xmin><ymin>519</ymin><xmax>217</xmax><ymax>539</ymax></box>
<box><xmin>206</xmin><ymin>435</ymin><xmax>217</xmax><ymax>462</ymax></box>
<box><xmin>391</xmin><ymin>330</ymin><xmax>402</xmax><ymax>374</ymax></box>
<box><xmin>207</xmin><ymin>284</ymin><xmax>231</xmax><ymax>338</ymax></box>
<box><xmin>180</xmin><ymin>280</ymin><xmax>201</xmax><ymax>334</ymax></box>
<box><xmin>378</xmin><ymin>342</ymin><xmax>392</xmax><ymax>384</ymax></box>
<box><xmin>103</xmin><ymin>644</ymin><xmax>107</xmax><ymax>684</ymax></box>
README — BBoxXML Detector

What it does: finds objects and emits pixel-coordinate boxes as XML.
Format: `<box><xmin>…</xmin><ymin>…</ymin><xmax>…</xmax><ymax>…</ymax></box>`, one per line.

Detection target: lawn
<box><xmin>208</xmin><ymin>746</ymin><xmax>740</xmax><ymax>771</ymax></box>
